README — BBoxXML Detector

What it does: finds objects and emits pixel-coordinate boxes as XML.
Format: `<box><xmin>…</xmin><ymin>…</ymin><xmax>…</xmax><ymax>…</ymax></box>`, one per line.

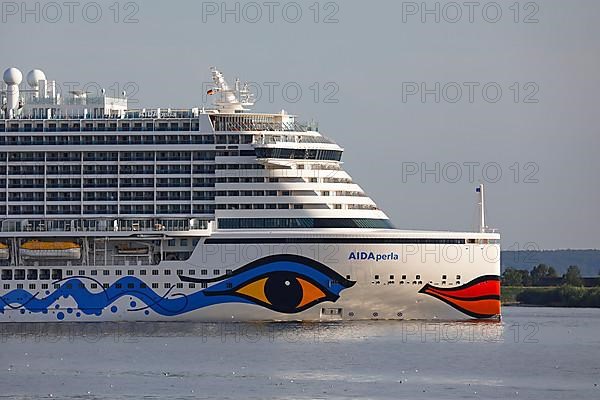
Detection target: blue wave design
<box><xmin>0</xmin><ymin>276</ymin><xmax>248</xmax><ymax>318</ymax></box>
<box><xmin>0</xmin><ymin>256</ymin><xmax>353</xmax><ymax>319</ymax></box>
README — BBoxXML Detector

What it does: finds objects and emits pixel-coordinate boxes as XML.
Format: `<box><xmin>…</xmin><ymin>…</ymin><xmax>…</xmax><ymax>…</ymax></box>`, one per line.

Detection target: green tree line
<box><xmin>502</xmin><ymin>264</ymin><xmax>584</xmax><ymax>286</ymax></box>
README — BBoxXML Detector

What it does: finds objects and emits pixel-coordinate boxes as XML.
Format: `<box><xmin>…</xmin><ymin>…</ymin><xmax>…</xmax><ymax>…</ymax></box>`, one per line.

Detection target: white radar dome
<box><xmin>3</xmin><ymin>67</ymin><xmax>23</xmax><ymax>85</ymax></box>
<box><xmin>27</xmin><ymin>69</ymin><xmax>46</xmax><ymax>88</ymax></box>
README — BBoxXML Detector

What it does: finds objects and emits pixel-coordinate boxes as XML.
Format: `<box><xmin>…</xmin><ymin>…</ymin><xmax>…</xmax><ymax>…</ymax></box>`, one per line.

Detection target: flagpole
<box><xmin>478</xmin><ymin>183</ymin><xmax>485</xmax><ymax>233</ymax></box>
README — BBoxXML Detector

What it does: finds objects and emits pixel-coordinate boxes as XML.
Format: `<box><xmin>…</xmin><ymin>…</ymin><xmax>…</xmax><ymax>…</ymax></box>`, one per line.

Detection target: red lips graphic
<box><xmin>419</xmin><ymin>275</ymin><xmax>501</xmax><ymax>319</ymax></box>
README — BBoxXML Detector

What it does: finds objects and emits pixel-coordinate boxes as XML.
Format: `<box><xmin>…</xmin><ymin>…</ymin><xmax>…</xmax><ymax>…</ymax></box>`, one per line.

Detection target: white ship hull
<box><xmin>0</xmin><ymin>230</ymin><xmax>501</xmax><ymax>322</ymax></box>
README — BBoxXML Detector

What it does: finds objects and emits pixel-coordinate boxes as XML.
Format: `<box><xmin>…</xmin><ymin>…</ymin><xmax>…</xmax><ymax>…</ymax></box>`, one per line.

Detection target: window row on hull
<box><xmin>255</xmin><ymin>148</ymin><xmax>342</xmax><ymax>161</ymax></box>
<box><xmin>217</xmin><ymin>218</ymin><xmax>394</xmax><ymax>229</ymax></box>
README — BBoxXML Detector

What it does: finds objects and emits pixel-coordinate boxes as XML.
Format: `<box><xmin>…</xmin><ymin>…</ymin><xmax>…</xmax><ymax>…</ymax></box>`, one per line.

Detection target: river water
<box><xmin>1</xmin><ymin>307</ymin><xmax>598</xmax><ymax>399</ymax></box>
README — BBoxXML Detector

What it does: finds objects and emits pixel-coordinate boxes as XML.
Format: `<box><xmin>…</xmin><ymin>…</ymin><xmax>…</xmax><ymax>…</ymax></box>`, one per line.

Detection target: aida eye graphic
<box><xmin>213</xmin><ymin>271</ymin><xmax>333</xmax><ymax>313</ymax></box>
<box><xmin>179</xmin><ymin>254</ymin><xmax>355</xmax><ymax>314</ymax></box>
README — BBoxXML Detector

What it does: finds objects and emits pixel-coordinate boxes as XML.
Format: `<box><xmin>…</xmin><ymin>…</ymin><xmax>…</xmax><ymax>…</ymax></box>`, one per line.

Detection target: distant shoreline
<box><xmin>501</xmin><ymin>286</ymin><xmax>600</xmax><ymax>308</ymax></box>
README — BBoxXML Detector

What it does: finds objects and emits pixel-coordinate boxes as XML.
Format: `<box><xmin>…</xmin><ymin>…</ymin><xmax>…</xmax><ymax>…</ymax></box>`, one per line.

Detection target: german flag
<box><xmin>419</xmin><ymin>275</ymin><xmax>501</xmax><ymax>319</ymax></box>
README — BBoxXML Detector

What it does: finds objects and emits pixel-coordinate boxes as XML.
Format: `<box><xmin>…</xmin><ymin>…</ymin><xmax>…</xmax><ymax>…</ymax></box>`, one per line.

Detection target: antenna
<box><xmin>207</xmin><ymin>67</ymin><xmax>254</xmax><ymax>112</ymax></box>
<box><xmin>476</xmin><ymin>183</ymin><xmax>486</xmax><ymax>233</ymax></box>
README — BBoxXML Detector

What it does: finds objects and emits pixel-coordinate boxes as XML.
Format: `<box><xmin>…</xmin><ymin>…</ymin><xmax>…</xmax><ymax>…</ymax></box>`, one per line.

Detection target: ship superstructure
<box><xmin>0</xmin><ymin>67</ymin><xmax>501</xmax><ymax>322</ymax></box>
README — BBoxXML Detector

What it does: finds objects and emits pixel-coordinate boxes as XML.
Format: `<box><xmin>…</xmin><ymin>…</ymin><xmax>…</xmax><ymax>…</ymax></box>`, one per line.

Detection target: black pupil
<box><xmin>264</xmin><ymin>272</ymin><xmax>302</xmax><ymax>312</ymax></box>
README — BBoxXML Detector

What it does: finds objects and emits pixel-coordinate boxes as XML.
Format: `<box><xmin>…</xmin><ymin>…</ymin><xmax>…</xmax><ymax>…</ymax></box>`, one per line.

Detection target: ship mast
<box><xmin>477</xmin><ymin>183</ymin><xmax>486</xmax><ymax>233</ymax></box>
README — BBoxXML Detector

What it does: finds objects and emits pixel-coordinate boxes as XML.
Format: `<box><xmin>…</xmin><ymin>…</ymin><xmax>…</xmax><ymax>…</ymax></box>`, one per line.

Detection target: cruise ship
<box><xmin>0</xmin><ymin>66</ymin><xmax>501</xmax><ymax>322</ymax></box>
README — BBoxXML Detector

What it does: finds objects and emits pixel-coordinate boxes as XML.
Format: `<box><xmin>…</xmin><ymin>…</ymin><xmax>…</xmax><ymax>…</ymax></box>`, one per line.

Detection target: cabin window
<box><xmin>66</xmin><ymin>270</ymin><xmax>73</xmax><ymax>276</ymax></box>
<box><xmin>40</xmin><ymin>269</ymin><xmax>50</xmax><ymax>279</ymax></box>
<box><xmin>115</xmin><ymin>270</ymin><xmax>122</xmax><ymax>276</ymax></box>
<box><xmin>442</xmin><ymin>275</ymin><xmax>447</xmax><ymax>280</ymax></box>
<box><xmin>78</xmin><ymin>270</ymin><xmax>85</xmax><ymax>275</ymax></box>
<box><xmin>188</xmin><ymin>270</ymin><xmax>195</xmax><ymax>275</ymax></box>
<box><xmin>15</xmin><ymin>269</ymin><xmax>25</xmax><ymax>280</ymax></box>
<box><xmin>152</xmin><ymin>283</ymin><xmax>159</xmax><ymax>289</ymax></box>
<box><xmin>91</xmin><ymin>270</ymin><xmax>98</xmax><ymax>276</ymax></box>
<box><xmin>374</xmin><ymin>275</ymin><xmax>379</xmax><ymax>280</ymax></box>
<box><xmin>201</xmin><ymin>269</ymin><xmax>207</xmax><ymax>275</ymax></box>
<box><xmin>213</xmin><ymin>269</ymin><xmax>220</xmax><ymax>275</ymax></box>
<box><xmin>27</xmin><ymin>269</ymin><xmax>38</xmax><ymax>280</ymax></box>
<box><xmin>416</xmin><ymin>275</ymin><xmax>421</xmax><ymax>280</ymax></box>
<box><xmin>164</xmin><ymin>270</ymin><xmax>171</xmax><ymax>275</ymax></box>
<box><xmin>152</xmin><ymin>270</ymin><xmax>159</xmax><ymax>275</ymax></box>
<box><xmin>52</xmin><ymin>269</ymin><xmax>63</xmax><ymax>280</ymax></box>
<box><xmin>1</xmin><ymin>270</ymin><xmax>12</xmax><ymax>280</ymax></box>
<box><xmin>128</xmin><ymin>270</ymin><xmax>134</xmax><ymax>275</ymax></box>
<box><xmin>103</xmin><ymin>270</ymin><xmax>110</xmax><ymax>276</ymax></box>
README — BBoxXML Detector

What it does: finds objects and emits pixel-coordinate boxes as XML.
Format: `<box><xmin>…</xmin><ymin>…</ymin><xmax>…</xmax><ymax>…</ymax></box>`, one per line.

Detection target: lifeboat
<box><xmin>0</xmin><ymin>242</ymin><xmax>9</xmax><ymax>260</ymax></box>
<box><xmin>116</xmin><ymin>245</ymin><xmax>149</xmax><ymax>255</ymax></box>
<box><xmin>19</xmin><ymin>240</ymin><xmax>81</xmax><ymax>259</ymax></box>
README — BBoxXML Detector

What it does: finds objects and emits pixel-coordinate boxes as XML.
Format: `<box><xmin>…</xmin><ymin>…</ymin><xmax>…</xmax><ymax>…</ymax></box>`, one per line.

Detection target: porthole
<box><xmin>372</xmin><ymin>312</ymin><xmax>379</xmax><ymax>317</ymax></box>
<box><xmin>348</xmin><ymin>311</ymin><xmax>355</xmax><ymax>317</ymax></box>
